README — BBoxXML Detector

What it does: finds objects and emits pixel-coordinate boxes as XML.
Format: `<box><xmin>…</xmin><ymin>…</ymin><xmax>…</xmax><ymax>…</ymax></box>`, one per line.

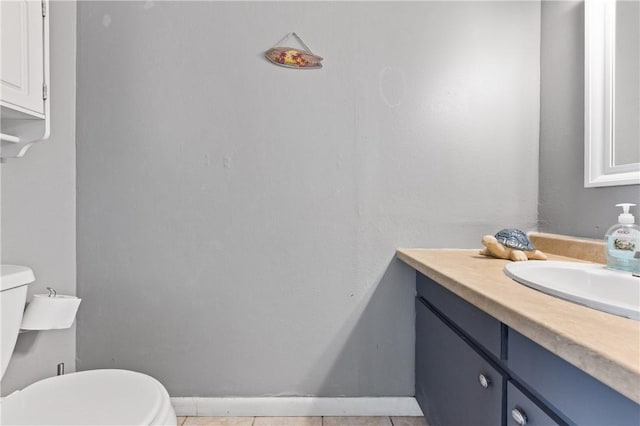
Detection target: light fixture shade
<box><xmin>265</xmin><ymin>33</ymin><xmax>323</xmax><ymax>69</ymax></box>
<box><xmin>265</xmin><ymin>47</ymin><xmax>323</xmax><ymax>69</ymax></box>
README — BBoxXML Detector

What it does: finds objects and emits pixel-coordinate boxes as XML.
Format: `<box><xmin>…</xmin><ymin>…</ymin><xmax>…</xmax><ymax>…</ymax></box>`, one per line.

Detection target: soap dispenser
<box><xmin>605</xmin><ymin>203</ymin><xmax>640</xmax><ymax>273</ymax></box>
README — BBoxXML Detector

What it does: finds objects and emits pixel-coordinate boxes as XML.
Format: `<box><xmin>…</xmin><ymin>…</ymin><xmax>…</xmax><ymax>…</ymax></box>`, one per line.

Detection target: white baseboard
<box><xmin>171</xmin><ymin>397</ymin><xmax>423</xmax><ymax>417</ymax></box>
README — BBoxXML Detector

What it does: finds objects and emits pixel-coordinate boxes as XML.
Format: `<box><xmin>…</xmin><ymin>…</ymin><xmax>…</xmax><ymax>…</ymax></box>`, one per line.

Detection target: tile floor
<box><xmin>177</xmin><ymin>416</ymin><xmax>428</xmax><ymax>426</ymax></box>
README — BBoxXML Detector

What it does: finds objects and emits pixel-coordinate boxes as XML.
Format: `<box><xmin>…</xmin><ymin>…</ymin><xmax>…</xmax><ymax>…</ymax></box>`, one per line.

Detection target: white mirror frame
<box><xmin>585</xmin><ymin>0</ymin><xmax>640</xmax><ymax>187</ymax></box>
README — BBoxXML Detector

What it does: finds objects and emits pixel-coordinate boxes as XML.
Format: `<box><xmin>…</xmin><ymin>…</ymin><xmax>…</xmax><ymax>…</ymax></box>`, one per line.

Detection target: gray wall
<box><xmin>76</xmin><ymin>1</ymin><xmax>540</xmax><ymax>397</ymax></box>
<box><xmin>539</xmin><ymin>1</ymin><xmax>640</xmax><ymax>239</ymax></box>
<box><xmin>0</xmin><ymin>1</ymin><xmax>77</xmax><ymax>396</ymax></box>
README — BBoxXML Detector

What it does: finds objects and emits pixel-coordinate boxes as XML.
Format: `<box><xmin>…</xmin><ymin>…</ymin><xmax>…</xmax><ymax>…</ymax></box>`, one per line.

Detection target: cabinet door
<box><xmin>416</xmin><ymin>298</ymin><xmax>502</xmax><ymax>426</ymax></box>
<box><xmin>507</xmin><ymin>382</ymin><xmax>558</xmax><ymax>426</ymax></box>
<box><xmin>1</xmin><ymin>0</ymin><xmax>45</xmax><ymax>116</ymax></box>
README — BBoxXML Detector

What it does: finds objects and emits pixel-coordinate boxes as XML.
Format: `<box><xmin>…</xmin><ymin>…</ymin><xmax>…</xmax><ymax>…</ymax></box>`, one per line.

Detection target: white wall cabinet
<box><xmin>0</xmin><ymin>0</ymin><xmax>50</xmax><ymax>158</ymax></box>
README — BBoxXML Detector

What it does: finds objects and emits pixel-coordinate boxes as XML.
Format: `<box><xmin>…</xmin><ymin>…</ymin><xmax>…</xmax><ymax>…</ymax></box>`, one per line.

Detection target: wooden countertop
<box><xmin>397</xmin><ymin>248</ymin><xmax>640</xmax><ymax>404</ymax></box>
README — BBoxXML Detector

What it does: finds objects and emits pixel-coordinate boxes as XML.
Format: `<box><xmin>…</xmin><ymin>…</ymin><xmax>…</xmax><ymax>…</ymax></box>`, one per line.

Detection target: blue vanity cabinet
<box><xmin>415</xmin><ymin>271</ymin><xmax>640</xmax><ymax>426</ymax></box>
<box><xmin>416</xmin><ymin>297</ymin><xmax>503</xmax><ymax>426</ymax></box>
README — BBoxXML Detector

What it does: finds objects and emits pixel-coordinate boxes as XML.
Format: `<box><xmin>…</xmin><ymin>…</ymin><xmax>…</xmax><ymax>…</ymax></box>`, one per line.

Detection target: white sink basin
<box><xmin>504</xmin><ymin>261</ymin><xmax>640</xmax><ymax>320</ymax></box>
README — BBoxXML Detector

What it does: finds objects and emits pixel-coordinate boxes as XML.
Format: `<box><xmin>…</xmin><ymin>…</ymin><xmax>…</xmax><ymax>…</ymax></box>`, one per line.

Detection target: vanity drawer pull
<box><xmin>511</xmin><ymin>407</ymin><xmax>528</xmax><ymax>425</ymax></box>
<box><xmin>478</xmin><ymin>373</ymin><xmax>492</xmax><ymax>388</ymax></box>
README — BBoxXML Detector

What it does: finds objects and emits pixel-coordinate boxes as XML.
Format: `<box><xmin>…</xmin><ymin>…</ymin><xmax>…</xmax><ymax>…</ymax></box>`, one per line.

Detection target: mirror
<box><xmin>585</xmin><ymin>0</ymin><xmax>640</xmax><ymax>187</ymax></box>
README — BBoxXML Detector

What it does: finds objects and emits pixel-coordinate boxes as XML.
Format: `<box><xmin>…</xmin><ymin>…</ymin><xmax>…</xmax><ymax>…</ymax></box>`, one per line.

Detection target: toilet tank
<box><xmin>1</xmin><ymin>265</ymin><xmax>34</xmax><ymax>381</ymax></box>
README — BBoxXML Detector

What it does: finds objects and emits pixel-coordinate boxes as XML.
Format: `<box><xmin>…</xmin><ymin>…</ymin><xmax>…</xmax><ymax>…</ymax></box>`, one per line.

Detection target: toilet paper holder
<box><xmin>20</xmin><ymin>287</ymin><xmax>81</xmax><ymax>331</ymax></box>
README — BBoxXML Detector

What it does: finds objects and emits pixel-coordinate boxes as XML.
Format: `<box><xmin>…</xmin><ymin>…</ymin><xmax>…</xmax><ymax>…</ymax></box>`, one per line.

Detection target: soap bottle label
<box><xmin>608</xmin><ymin>228</ymin><xmax>640</xmax><ymax>259</ymax></box>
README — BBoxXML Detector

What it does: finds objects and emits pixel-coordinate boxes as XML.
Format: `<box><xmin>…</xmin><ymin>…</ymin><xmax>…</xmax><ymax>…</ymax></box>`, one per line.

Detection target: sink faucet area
<box><xmin>504</xmin><ymin>261</ymin><xmax>640</xmax><ymax>321</ymax></box>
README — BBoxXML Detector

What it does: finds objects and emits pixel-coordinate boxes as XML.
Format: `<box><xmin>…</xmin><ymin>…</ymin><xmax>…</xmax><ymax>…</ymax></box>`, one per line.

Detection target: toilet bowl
<box><xmin>0</xmin><ymin>265</ymin><xmax>177</xmax><ymax>425</ymax></box>
<box><xmin>1</xmin><ymin>369</ymin><xmax>176</xmax><ymax>425</ymax></box>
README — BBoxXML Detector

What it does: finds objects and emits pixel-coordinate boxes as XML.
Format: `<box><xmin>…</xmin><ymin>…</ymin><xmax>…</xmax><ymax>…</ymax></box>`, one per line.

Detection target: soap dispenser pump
<box><xmin>605</xmin><ymin>203</ymin><xmax>640</xmax><ymax>273</ymax></box>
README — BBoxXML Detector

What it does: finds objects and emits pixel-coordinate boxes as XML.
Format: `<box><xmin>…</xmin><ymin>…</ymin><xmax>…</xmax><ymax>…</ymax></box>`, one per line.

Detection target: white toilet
<box><xmin>0</xmin><ymin>265</ymin><xmax>177</xmax><ymax>425</ymax></box>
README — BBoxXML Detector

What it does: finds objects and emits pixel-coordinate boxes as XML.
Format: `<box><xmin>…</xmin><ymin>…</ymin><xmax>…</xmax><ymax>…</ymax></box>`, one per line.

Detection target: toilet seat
<box><xmin>1</xmin><ymin>369</ymin><xmax>176</xmax><ymax>425</ymax></box>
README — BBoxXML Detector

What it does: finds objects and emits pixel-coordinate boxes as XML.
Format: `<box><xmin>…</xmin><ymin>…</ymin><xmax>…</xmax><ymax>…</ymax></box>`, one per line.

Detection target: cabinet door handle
<box><xmin>478</xmin><ymin>373</ymin><xmax>492</xmax><ymax>388</ymax></box>
<box><xmin>511</xmin><ymin>407</ymin><xmax>527</xmax><ymax>425</ymax></box>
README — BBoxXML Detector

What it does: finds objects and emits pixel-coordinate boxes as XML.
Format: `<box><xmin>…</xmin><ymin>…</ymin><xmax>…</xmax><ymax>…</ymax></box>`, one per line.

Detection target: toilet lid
<box><xmin>1</xmin><ymin>369</ymin><xmax>165</xmax><ymax>425</ymax></box>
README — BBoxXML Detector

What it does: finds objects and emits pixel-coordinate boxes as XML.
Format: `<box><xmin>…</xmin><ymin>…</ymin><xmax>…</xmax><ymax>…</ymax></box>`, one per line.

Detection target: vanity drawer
<box><xmin>508</xmin><ymin>329</ymin><xmax>640</xmax><ymax>425</ymax></box>
<box><xmin>417</xmin><ymin>272</ymin><xmax>502</xmax><ymax>358</ymax></box>
<box><xmin>507</xmin><ymin>381</ymin><xmax>559</xmax><ymax>426</ymax></box>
